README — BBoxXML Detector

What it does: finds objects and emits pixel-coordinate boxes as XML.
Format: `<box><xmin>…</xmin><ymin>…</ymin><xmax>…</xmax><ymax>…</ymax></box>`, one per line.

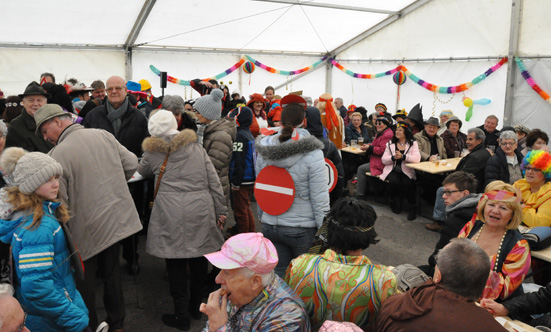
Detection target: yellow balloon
<box><xmin>463</xmin><ymin>98</ymin><xmax>473</xmax><ymax>107</ymax></box>
<box><xmin>229</xmin><ymin>81</ymin><xmax>232</xmax><ymax>84</ymax></box>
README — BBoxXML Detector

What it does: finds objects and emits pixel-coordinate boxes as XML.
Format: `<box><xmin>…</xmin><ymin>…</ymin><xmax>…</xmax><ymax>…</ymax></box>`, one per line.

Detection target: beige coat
<box><xmin>414</xmin><ymin>130</ymin><xmax>447</xmax><ymax>161</ymax></box>
<box><xmin>49</xmin><ymin>124</ymin><xmax>142</xmax><ymax>261</ymax></box>
<box><xmin>139</xmin><ymin>130</ymin><xmax>225</xmax><ymax>258</ymax></box>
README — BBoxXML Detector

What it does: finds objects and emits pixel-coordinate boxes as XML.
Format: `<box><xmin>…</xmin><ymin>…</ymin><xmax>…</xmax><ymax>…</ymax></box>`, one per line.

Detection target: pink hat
<box><xmin>204</xmin><ymin>233</ymin><xmax>278</xmax><ymax>274</ymax></box>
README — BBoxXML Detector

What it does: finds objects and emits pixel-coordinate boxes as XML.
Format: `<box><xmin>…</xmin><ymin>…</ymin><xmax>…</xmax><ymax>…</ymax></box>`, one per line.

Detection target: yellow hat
<box><xmin>138</xmin><ymin>79</ymin><xmax>151</xmax><ymax>91</ymax></box>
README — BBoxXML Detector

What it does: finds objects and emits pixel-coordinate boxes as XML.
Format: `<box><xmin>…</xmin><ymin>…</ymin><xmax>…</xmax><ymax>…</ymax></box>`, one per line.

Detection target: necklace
<box><xmin>398</xmin><ymin>141</ymin><xmax>406</xmax><ymax>146</ymax></box>
<box><xmin>473</xmin><ymin>224</ymin><xmax>507</xmax><ymax>272</ymax></box>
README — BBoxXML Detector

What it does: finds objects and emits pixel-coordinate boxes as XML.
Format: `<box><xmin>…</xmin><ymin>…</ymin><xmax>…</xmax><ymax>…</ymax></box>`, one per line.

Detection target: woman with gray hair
<box><xmin>485</xmin><ymin>130</ymin><xmax>524</xmax><ymax>186</ymax></box>
<box><xmin>162</xmin><ymin>95</ymin><xmax>197</xmax><ymax>132</ymax></box>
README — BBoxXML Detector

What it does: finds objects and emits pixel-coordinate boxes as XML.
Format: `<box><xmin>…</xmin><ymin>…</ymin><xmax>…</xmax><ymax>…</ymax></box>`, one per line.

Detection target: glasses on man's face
<box><xmin>106</xmin><ymin>87</ymin><xmax>124</xmax><ymax>92</ymax></box>
<box><xmin>17</xmin><ymin>312</ymin><xmax>27</xmax><ymax>332</ymax></box>
<box><xmin>442</xmin><ymin>189</ymin><xmax>461</xmax><ymax>196</ymax></box>
<box><xmin>524</xmin><ymin>167</ymin><xmax>542</xmax><ymax>173</ymax></box>
<box><xmin>500</xmin><ymin>142</ymin><xmax>516</xmax><ymax>147</ymax></box>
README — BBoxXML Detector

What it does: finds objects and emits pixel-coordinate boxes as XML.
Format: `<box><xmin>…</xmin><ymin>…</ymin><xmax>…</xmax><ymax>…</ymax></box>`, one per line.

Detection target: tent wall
<box><xmin>0</xmin><ymin>48</ymin><xmax>125</xmax><ymax>96</ymax></box>
<box><xmin>519</xmin><ymin>0</ymin><xmax>551</xmax><ymax>55</ymax></box>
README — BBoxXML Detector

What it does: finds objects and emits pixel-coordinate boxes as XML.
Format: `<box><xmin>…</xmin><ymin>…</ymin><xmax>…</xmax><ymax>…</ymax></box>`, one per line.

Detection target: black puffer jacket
<box><xmin>503</xmin><ymin>282</ymin><xmax>551</xmax><ymax>320</ymax></box>
<box><xmin>82</xmin><ymin>99</ymin><xmax>149</xmax><ymax>156</ymax></box>
<box><xmin>456</xmin><ymin>143</ymin><xmax>492</xmax><ymax>193</ymax></box>
<box><xmin>485</xmin><ymin>147</ymin><xmax>524</xmax><ymax>186</ymax></box>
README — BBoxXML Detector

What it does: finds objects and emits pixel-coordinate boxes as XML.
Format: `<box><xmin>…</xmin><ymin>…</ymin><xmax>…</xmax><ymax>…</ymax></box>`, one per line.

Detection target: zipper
<box><xmin>64</xmin><ymin>288</ymin><xmax>72</xmax><ymax>302</ymax></box>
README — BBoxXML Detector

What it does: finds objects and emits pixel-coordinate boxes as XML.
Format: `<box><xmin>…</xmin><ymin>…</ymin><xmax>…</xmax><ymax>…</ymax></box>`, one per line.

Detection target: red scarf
<box><xmin>319</xmin><ymin>97</ymin><xmax>339</xmax><ymax>130</ymax></box>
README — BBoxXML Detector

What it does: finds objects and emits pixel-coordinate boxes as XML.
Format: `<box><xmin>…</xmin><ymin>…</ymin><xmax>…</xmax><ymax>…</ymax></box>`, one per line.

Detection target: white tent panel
<box><xmin>518</xmin><ymin>0</ymin><xmax>551</xmax><ymax>56</ymax></box>
<box><xmin>512</xmin><ymin>60</ymin><xmax>551</xmax><ymax>130</ymax></box>
<box><xmin>330</xmin><ymin>60</ymin><xmax>507</xmax><ymax>129</ymax></box>
<box><xmin>0</xmin><ymin>0</ymin><xmax>142</xmax><ymax>46</ymax></box>
<box><xmin>338</xmin><ymin>0</ymin><xmax>511</xmax><ymax>60</ymax></box>
<box><xmin>0</xmin><ymin>48</ymin><xmax>125</xmax><ymax>96</ymax></box>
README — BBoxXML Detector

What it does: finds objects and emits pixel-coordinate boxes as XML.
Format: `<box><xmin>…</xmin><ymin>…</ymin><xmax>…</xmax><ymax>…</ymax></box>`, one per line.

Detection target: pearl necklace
<box><xmin>398</xmin><ymin>141</ymin><xmax>406</xmax><ymax>147</ymax></box>
<box><xmin>473</xmin><ymin>224</ymin><xmax>507</xmax><ymax>272</ymax></box>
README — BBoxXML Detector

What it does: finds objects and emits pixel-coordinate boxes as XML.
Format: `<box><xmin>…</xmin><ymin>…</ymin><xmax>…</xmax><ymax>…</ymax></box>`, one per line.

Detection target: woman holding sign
<box><xmin>255</xmin><ymin>95</ymin><xmax>330</xmax><ymax>277</ymax></box>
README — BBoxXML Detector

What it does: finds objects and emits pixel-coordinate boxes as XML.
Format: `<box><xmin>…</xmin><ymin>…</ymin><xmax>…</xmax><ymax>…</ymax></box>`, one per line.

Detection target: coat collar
<box><xmin>142</xmin><ymin>129</ymin><xmax>198</xmax><ymax>154</ymax></box>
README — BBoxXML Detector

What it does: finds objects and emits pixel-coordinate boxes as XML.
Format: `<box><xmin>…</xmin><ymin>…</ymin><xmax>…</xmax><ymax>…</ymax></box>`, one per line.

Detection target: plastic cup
<box><xmin>351</xmin><ymin>140</ymin><xmax>358</xmax><ymax>149</ymax></box>
<box><xmin>454</xmin><ymin>151</ymin><xmax>460</xmax><ymax>158</ymax></box>
<box><xmin>358</xmin><ymin>137</ymin><xmax>364</xmax><ymax>145</ymax></box>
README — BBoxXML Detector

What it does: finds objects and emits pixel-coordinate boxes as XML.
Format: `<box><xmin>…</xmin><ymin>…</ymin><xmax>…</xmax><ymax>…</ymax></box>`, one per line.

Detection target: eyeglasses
<box><xmin>524</xmin><ymin>167</ymin><xmax>542</xmax><ymax>173</ymax></box>
<box><xmin>106</xmin><ymin>87</ymin><xmax>124</xmax><ymax>92</ymax></box>
<box><xmin>442</xmin><ymin>190</ymin><xmax>461</xmax><ymax>196</ymax></box>
<box><xmin>17</xmin><ymin>312</ymin><xmax>27</xmax><ymax>332</ymax></box>
<box><xmin>500</xmin><ymin>142</ymin><xmax>516</xmax><ymax>146</ymax></box>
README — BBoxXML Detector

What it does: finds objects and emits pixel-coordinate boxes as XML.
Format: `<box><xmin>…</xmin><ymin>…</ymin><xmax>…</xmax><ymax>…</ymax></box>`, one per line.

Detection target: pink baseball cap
<box><xmin>204</xmin><ymin>233</ymin><xmax>278</xmax><ymax>274</ymax></box>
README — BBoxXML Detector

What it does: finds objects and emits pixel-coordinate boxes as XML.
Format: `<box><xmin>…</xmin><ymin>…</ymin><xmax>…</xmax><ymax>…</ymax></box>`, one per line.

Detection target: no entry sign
<box><xmin>325</xmin><ymin>158</ymin><xmax>337</xmax><ymax>192</ymax></box>
<box><xmin>254</xmin><ymin>165</ymin><xmax>295</xmax><ymax>216</ymax></box>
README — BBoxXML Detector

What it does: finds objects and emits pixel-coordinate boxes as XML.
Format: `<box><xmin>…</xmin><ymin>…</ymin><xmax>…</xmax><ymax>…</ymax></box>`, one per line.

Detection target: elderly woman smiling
<box><xmin>458</xmin><ymin>181</ymin><xmax>530</xmax><ymax>300</ymax></box>
<box><xmin>485</xmin><ymin>130</ymin><xmax>524</xmax><ymax>186</ymax></box>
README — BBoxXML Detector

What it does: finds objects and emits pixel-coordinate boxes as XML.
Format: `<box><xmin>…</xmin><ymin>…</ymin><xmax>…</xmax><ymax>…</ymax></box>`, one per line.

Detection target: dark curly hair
<box><xmin>391</xmin><ymin>121</ymin><xmax>414</xmax><ymax>144</ymax></box>
<box><xmin>327</xmin><ymin>197</ymin><xmax>379</xmax><ymax>254</ymax></box>
<box><xmin>526</xmin><ymin>129</ymin><xmax>549</xmax><ymax>149</ymax></box>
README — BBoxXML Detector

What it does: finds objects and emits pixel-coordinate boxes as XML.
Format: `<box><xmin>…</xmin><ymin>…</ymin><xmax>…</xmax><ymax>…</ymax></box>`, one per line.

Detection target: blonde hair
<box><xmin>477</xmin><ymin>181</ymin><xmax>522</xmax><ymax>230</ymax></box>
<box><xmin>5</xmin><ymin>187</ymin><xmax>69</xmax><ymax>230</ymax></box>
<box><xmin>350</xmin><ymin>112</ymin><xmax>362</xmax><ymax>120</ymax></box>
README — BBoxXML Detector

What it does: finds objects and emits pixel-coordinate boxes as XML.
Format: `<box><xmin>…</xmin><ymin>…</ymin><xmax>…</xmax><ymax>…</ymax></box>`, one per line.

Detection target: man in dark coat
<box><xmin>477</xmin><ymin>114</ymin><xmax>500</xmax><ymax>150</ymax></box>
<box><xmin>83</xmin><ymin>75</ymin><xmax>149</xmax><ymax>275</ymax></box>
<box><xmin>5</xmin><ymin>82</ymin><xmax>53</xmax><ymax>153</ymax></box>
<box><xmin>335</xmin><ymin>97</ymin><xmax>347</xmax><ymax>118</ymax></box>
<box><xmin>456</xmin><ymin>127</ymin><xmax>492</xmax><ymax>193</ymax></box>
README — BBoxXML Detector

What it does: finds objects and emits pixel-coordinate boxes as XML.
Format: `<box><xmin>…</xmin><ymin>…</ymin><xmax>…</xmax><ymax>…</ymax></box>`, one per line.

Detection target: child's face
<box><xmin>35</xmin><ymin>176</ymin><xmax>60</xmax><ymax>201</ymax></box>
<box><xmin>273</xmin><ymin>121</ymin><xmax>282</xmax><ymax>127</ymax></box>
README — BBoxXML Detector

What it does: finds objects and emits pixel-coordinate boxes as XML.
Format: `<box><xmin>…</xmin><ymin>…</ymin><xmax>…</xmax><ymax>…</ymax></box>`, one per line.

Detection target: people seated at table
<box><xmin>485</xmin><ymin>130</ymin><xmax>524</xmax><ymax>186</ymax></box>
<box><xmin>458</xmin><ymin>180</ymin><xmax>531</xmax><ymax>301</ymax></box>
<box><xmin>441</xmin><ymin>115</ymin><xmax>467</xmax><ymax>157</ymax></box>
<box><xmin>514</xmin><ymin>124</ymin><xmax>531</xmax><ymax>154</ymax></box>
<box><xmin>345</xmin><ymin>112</ymin><xmax>370</xmax><ymax>145</ymax></box>
<box><xmin>478</xmin><ymin>114</ymin><xmax>501</xmax><ymax>150</ymax></box>
<box><xmin>355</xmin><ymin>112</ymin><xmax>393</xmax><ymax>199</ymax></box>
<box><xmin>381</xmin><ymin>121</ymin><xmax>421</xmax><ymax>220</ymax></box>
<box><xmin>392</xmin><ymin>108</ymin><xmax>407</xmax><ymax>123</ymax></box>
<box><xmin>457</xmin><ymin>127</ymin><xmax>493</xmax><ymax>192</ymax></box>
<box><xmin>285</xmin><ymin>197</ymin><xmax>397</xmax><ymax>331</ymax></box>
<box><xmin>342</xmin><ymin>104</ymin><xmax>355</xmax><ymax>127</ymax></box>
<box><xmin>405</xmin><ymin>103</ymin><xmax>424</xmax><ymax>135</ymax></box>
<box><xmin>374</xmin><ymin>238</ymin><xmax>507</xmax><ymax>332</ymax></box>
<box><xmin>414</xmin><ymin>116</ymin><xmax>447</xmax><ymax>161</ymax></box>
<box><xmin>522</xmin><ymin>128</ymin><xmax>549</xmax><ymax>155</ymax></box>
<box><xmin>366</xmin><ymin>112</ymin><xmax>378</xmax><ymax>141</ymax></box>
<box><xmin>437</xmin><ymin>110</ymin><xmax>453</xmax><ymax>136</ymax></box>
<box><xmin>482</xmin><ymin>281</ymin><xmax>551</xmax><ymax>329</ymax></box>
<box><xmin>421</xmin><ymin>171</ymin><xmax>480</xmax><ymax>272</ymax></box>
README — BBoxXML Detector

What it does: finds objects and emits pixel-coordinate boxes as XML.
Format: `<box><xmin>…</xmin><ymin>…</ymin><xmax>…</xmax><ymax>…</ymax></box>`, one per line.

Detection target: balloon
<box><xmin>474</xmin><ymin>98</ymin><xmax>491</xmax><ymax>105</ymax></box>
<box><xmin>463</xmin><ymin>97</ymin><xmax>473</xmax><ymax>107</ymax></box>
<box><xmin>243</xmin><ymin>61</ymin><xmax>255</xmax><ymax>74</ymax></box>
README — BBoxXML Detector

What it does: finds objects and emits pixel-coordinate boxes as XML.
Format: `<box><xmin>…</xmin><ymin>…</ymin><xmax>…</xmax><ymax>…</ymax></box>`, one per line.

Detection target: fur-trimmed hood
<box><xmin>142</xmin><ymin>129</ymin><xmax>197</xmax><ymax>153</ymax></box>
<box><xmin>255</xmin><ymin>128</ymin><xmax>324</xmax><ymax>167</ymax></box>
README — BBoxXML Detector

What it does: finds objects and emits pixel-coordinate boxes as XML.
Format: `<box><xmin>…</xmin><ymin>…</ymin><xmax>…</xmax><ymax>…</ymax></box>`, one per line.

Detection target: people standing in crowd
<box><xmin>335</xmin><ymin>97</ymin><xmax>347</xmax><ymax>118</ymax></box>
<box><xmin>220</xmin><ymin>85</ymin><xmax>233</xmax><ymax>117</ymax></box>
<box><xmin>374</xmin><ymin>238</ymin><xmax>507</xmax><ymax>332</ymax></box>
<box><xmin>318</xmin><ymin>93</ymin><xmax>345</xmax><ymax>149</ymax></box>
<box><xmin>405</xmin><ymin>103</ymin><xmax>424</xmax><ymax>135</ymax></box>
<box><xmin>264</xmin><ymin>86</ymin><xmax>275</xmax><ymax>109</ymax></box>
<box><xmin>227</xmin><ymin>107</ymin><xmax>256</xmax><ymax>234</ymax></box>
<box><xmin>414</xmin><ymin>116</ymin><xmax>447</xmax><ymax>161</ymax></box>
<box><xmin>138</xmin><ymin>110</ymin><xmax>226</xmax><ymax>330</ymax></box>
<box><xmin>83</xmin><ymin>75</ymin><xmax>149</xmax><ymax>276</ymax></box>
<box><xmin>478</xmin><ymin>115</ymin><xmax>500</xmax><ymax>150</ymax></box>
<box><xmin>162</xmin><ymin>95</ymin><xmax>197</xmax><ymax>132</ymax></box>
<box><xmin>286</xmin><ymin>197</ymin><xmax>396</xmax><ymax>330</ymax></box>
<box><xmin>514</xmin><ymin>124</ymin><xmax>530</xmax><ymax>154</ymax></box>
<box><xmin>0</xmin><ymin>148</ymin><xmax>89</xmax><ymax>332</ymax></box>
<box><xmin>485</xmin><ymin>131</ymin><xmax>524</xmax><ymax>186</ymax></box>
<box><xmin>255</xmin><ymin>100</ymin><xmax>329</xmax><ymax>277</ymax></box>
<box><xmin>247</xmin><ymin>93</ymin><xmax>268</xmax><ymax>137</ymax></box>
<box><xmin>305</xmin><ymin>105</ymin><xmax>344</xmax><ymax>206</ymax></box>
<box><xmin>2</xmin><ymin>96</ymin><xmax>23</xmax><ymax>125</ymax></box>
<box><xmin>138</xmin><ymin>79</ymin><xmax>162</xmax><ymax>110</ymax></box>
<box><xmin>437</xmin><ymin>110</ymin><xmax>453</xmax><ymax>136</ymax></box>
<box><xmin>522</xmin><ymin>128</ymin><xmax>550</xmax><ymax>155</ymax></box>
<box><xmin>344</xmin><ymin>112</ymin><xmax>370</xmax><ymax>145</ymax></box>
<box><xmin>381</xmin><ymin>121</ymin><xmax>421</xmax><ymax>220</ymax></box>
<box><xmin>5</xmin><ymin>82</ymin><xmax>53</xmax><ymax>153</ymax></box>
<box><xmin>35</xmin><ymin>104</ymin><xmax>142</xmax><ymax>331</ymax></box>
<box><xmin>79</xmin><ymin>80</ymin><xmax>107</xmax><ymax>119</ymax></box>
<box><xmin>39</xmin><ymin>72</ymin><xmax>56</xmax><ymax>85</ymax></box>
<box><xmin>458</xmin><ymin>181</ymin><xmax>530</xmax><ymax>301</ymax></box>
<box><xmin>194</xmin><ymin>88</ymin><xmax>236</xmax><ymax>207</ymax></box>
<box><xmin>441</xmin><ymin>115</ymin><xmax>467</xmax><ymax>157</ymax></box>
<box><xmin>190</xmin><ymin>78</ymin><xmax>219</xmax><ymax>96</ymax></box>
<box><xmin>200</xmin><ymin>233</ymin><xmax>310</xmax><ymax>332</ymax></box>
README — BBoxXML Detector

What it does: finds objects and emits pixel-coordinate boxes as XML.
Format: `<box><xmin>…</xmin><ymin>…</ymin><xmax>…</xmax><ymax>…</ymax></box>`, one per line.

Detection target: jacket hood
<box><xmin>204</xmin><ymin>117</ymin><xmax>237</xmax><ymax>141</ymax></box>
<box><xmin>255</xmin><ymin>129</ymin><xmax>323</xmax><ymax>168</ymax></box>
<box><xmin>388</xmin><ymin>282</ymin><xmax>438</xmax><ymax>321</ymax></box>
<box><xmin>142</xmin><ymin>129</ymin><xmax>197</xmax><ymax>153</ymax></box>
<box><xmin>305</xmin><ymin>106</ymin><xmax>324</xmax><ymax>138</ymax></box>
<box><xmin>446</xmin><ymin>193</ymin><xmax>481</xmax><ymax>215</ymax></box>
<box><xmin>0</xmin><ymin>201</ymin><xmax>60</xmax><ymax>243</ymax></box>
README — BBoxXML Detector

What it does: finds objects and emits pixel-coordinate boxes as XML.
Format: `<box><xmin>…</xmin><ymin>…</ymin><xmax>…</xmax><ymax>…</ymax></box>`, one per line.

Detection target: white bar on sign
<box><xmin>255</xmin><ymin>183</ymin><xmax>294</xmax><ymax>196</ymax></box>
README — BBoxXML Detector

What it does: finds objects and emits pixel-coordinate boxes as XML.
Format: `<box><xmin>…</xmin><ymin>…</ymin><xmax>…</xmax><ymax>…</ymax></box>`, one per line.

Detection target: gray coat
<box><xmin>139</xmin><ymin>130</ymin><xmax>226</xmax><ymax>259</ymax></box>
<box><xmin>49</xmin><ymin>124</ymin><xmax>142</xmax><ymax>261</ymax></box>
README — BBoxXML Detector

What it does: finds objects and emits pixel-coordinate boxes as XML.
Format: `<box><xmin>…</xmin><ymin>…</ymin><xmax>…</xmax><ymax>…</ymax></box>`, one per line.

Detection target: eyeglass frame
<box><xmin>17</xmin><ymin>312</ymin><xmax>27</xmax><ymax>332</ymax></box>
<box><xmin>524</xmin><ymin>166</ymin><xmax>542</xmax><ymax>173</ymax></box>
<box><xmin>442</xmin><ymin>189</ymin><xmax>461</xmax><ymax>196</ymax></box>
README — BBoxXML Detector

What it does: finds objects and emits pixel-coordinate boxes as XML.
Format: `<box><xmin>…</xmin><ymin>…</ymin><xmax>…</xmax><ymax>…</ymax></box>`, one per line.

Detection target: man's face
<box><xmin>92</xmin><ymin>88</ymin><xmax>106</xmax><ymax>100</ymax></box>
<box><xmin>484</xmin><ymin>118</ymin><xmax>498</xmax><ymax>133</ymax></box>
<box><xmin>442</xmin><ymin>183</ymin><xmax>468</xmax><ymax>206</ymax></box>
<box><xmin>466</xmin><ymin>132</ymin><xmax>482</xmax><ymax>151</ymax></box>
<box><xmin>500</xmin><ymin>139</ymin><xmax>517</xmax><ymax>156</ymax></box>
<box><xmin>40</xmin><ymin>75</ymin><xmax>54</xmax><ymax>84</ymax></box>
<box><xmin>335</xmin><ymin>100</ymin><xmax>343</xmax><ymax>109</ymax></box>
<box><xmin>215</xmin><ymin>268</ymin><xmax>258</xmax><ymax>308</ymax></box>
<box><xmin>425</xmin><ymin>124</ymin><xmax>439</xmax><ymax>137</ymax></box>
<box><xmin>41</xmin><ymin>118</ymin><xmax>64</xmax><ymax>146</ymax></box>
<box><xmin>106</xmin><ymin>77</ymin><xmax>127</xmax><ymax>107</ymax></box>
<box><xmin>22</xmin><ymin>95</ymin><xmax>47</xmax><ymax>117</ymax></box>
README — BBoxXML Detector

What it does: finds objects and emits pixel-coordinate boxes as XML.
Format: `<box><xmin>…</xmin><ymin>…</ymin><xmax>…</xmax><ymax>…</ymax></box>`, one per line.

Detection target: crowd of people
<box><xmin>0</xmin><ymin>72</ymin><xmax>550</xmax><ymax>332</ymax></box>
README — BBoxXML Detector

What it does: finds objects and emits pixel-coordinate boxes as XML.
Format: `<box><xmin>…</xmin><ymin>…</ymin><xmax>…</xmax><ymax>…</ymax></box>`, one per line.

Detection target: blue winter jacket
<box><xmin>229</xmin><ymin>127</ymin><xmax>256</xmax><ymax>186</ymax></box>
<box><xmin>0</xmin><ymin>201</ymin><xmax>88</xmax><ymax>332</ymax></box>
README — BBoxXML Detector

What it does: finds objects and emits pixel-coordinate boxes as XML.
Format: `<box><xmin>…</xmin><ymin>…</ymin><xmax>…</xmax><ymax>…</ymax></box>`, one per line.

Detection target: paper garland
<box><xmin>244</xmin><ymin>55</ymin><xmax>327</xmax><ymax>75</ymax></box>
<box><xmin>330</xmin><ymin>58</ymin><xmax>508</xmax><ymax>94</ymax></box>
<box><xmin>149</xmin><ymin>58</ymin><xmax>245</xmax><ymax>86</ymax></box>
<box><xmin>515</xmin><ymin>57</ymin><xmax>551</xmax><ymax>104</ymax></box>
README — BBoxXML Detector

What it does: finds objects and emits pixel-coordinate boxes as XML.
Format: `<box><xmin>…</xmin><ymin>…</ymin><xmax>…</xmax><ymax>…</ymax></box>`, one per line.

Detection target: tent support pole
<box><xmin>504</xmin><ymin>0</ymin><xmax>523</xmax><ymax>126</ymax></box>
<box><xmin>125</xmin><ymin>47</ymin><xmax>133</xmax><ymax>81</ymax></box>
<box><xmin>325</xmin><ymin>60</ymin><xmax>332</xmax><ymax>94</ymax></box>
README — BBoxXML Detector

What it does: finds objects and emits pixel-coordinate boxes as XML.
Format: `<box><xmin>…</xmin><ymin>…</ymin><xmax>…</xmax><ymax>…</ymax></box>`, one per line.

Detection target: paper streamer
<box><xmin>515</xmin><ymin>57</ymin><xmax>551</xmax><ymax>104</ymax></box>
<box><xmin>245</xmin><ymin>55</ymin><xmax>327</xmax><ymax>75</ymax></box>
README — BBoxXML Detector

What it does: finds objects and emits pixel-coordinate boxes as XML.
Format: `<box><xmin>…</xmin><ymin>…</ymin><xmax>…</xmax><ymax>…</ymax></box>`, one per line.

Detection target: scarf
<box><xmin>106</xmin><ymin>97</ymin><xmax>129</xmax><ymax>137</ymax></box>
<box><xmin>319</xmin><ymin>97</ymin><xmax>339</xmax><ymax>131</ymax></box>
<box><xmin>196</xmin><ymin>124</ymin><xmax>207</xmax><ymax>145</ymax></box>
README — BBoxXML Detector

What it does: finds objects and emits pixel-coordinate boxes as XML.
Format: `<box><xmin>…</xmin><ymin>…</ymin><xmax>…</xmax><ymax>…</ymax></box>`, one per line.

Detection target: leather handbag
<box><xmin>149</xmin><ymin>152</ymin><xmax>170</xmax><ymax>209</ymax></box>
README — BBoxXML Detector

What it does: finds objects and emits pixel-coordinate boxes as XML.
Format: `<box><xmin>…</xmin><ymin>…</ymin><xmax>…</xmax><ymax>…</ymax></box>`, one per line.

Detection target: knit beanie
<box><xmin>0</xmin><ymin>147</ymin><xmax>63</xmax><ymax>194</ymax></box>
<box><xmin>228</xmin><ymin>106</ymin><xmax>253</xmax><ymax>128</ymax></box>
<box><xmin>148</xmin><ymin>110</ymin><xmax>178</xmax><ymax>137</ymax></box>
<box><xmin>194</xmin><ymin>88</ymin><xmax>223</xmax><ymax>121</ymax></box>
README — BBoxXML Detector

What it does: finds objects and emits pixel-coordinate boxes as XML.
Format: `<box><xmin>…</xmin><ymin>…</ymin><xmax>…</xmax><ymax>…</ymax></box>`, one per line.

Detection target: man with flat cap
<box><xmin>200</xmin><ymin>233</ymin><xmax>310</xmax><ymax>332</ymax></box>
<box><xmin>5</xmin><ymin>82</ymin><xmax>53</xmax><ymax>152</ymax></box>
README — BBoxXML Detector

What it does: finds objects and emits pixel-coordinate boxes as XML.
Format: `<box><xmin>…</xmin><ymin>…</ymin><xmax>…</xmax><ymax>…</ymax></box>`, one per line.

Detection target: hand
<box><xmin>200</xmin><ymin>288</ymin><xmax>228</xmax><ymax>332</ymax></box>
<box><xmin>521</xmin><ymin>203</ymin><xmax>526</xmax><ymax>209</ymax></box>
<box><xmin>480</xmin><ymin>299</ymin><xmax>509</xmax><ymax>316</ymax></box>
<box><xmin>395</xmin><ymin>150</ymin><xmax>402</xmax><ymax>160</ymax></box>
<box><xmin>360</xmin><ymin>144</ymin><xmax>370</xmax><ymax>151</ymax></box>
<box><xmin>429</xmin><ymin>155</ymin><xmax>438</xmax><ymax>162</ymax></box>
<box><xmin>231</xmin><ymin>185</ymin><xmax>240</xmax><ymax>192</ymax></box>
<box><xmin>217</xmin><ymin>215</ymin><xmax>227</xmax><ymax>230</ymax></box>
<box><xmin>200</xmin><ymin>81</ymin><xmax>214</xmax><ymax>89</ymax></box>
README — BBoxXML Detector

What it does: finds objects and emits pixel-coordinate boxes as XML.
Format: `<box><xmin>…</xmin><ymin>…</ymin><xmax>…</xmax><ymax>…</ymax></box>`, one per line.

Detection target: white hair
<box><xmin>240</xmin><ymin>267</ymin><xmax>274</xmax><ymax>287</ymax></box>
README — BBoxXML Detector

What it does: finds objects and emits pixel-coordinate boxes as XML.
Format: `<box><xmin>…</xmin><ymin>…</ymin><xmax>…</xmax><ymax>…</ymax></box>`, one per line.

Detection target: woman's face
<box><xmin>352</xmin><ymin>115</ymin><xmax>362</xmax><ymax>128</ymax></box>
<box><xmin>533</xmin><ymin>138</ymin><xmax>548</xmax><ymax>151</ymax></box>
<box><xmin>448</xmin><ymin>121</ymin><xmax>459</xmax><ymax>134</ymax></box>
<box><xmin>253</xmin><ymin>101</ymin><xmax>264</xmax><ymax>114</ymax></box>
<box><xmin>500</xmin><ymin>139</ymin><xmax>517</xmax><ymax>156</ymax></box>
<box><xmin>371</xmin><ymin>116</ymin><xmax>377</xmax><ymax>126</ymax></box>
<box><xmin>525</xmin><ymin>165</ymin><xmax>545</xmax><ymax>186</ymax></box>
<box><xmin>483</xmin><ymin>200</ymin><xmax>514</xmax><ymax>230</ymax></box>
<box><xmin>265</xmin><ymin>89</ymin><xmax>274</xmax><ymax>102</ymax></box>
<box><xmin>395</xmin><ymin>127</ymin><xmax>405</xmax><ymax>140</ymax></box>
<box><xmin>375</xmin><ymin>121</ymin><xmax>387</xmax><ymax>133</ymax></box>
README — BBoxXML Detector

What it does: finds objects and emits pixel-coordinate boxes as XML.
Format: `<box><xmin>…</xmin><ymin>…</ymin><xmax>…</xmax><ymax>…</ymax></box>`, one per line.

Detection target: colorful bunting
<box><xmin>515</xmin><ymin>57</ymin><xmax>551</xmax><ymax>104</ymax></box>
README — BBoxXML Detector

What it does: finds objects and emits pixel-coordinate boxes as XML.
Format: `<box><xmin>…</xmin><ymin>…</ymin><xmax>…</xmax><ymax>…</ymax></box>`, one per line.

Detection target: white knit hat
<box><xmin>0</xmin><ymin>147</ymin><xmax>63</xmax><ymax>194</ymax></box>
<box><xmin>194</xmin><ymin>89</ymin><xmax>223</xmax><ymax>121</ymax></box>
<box><xmin>148</xmin><ymin>110</ymin><xmax>178</xmax><ymax>137</ymax></box>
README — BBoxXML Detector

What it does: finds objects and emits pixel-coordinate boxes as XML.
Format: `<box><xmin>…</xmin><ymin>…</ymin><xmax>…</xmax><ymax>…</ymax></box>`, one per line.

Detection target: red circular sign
<box><xmin>255</xmin><ymin>165</ymin><xmax>295</xmax><ymax>216</ymax></box>
<box><xmin>324</xmin><ymin>158</ymin><xmax>337</xmax><ymax>192</ymax></box>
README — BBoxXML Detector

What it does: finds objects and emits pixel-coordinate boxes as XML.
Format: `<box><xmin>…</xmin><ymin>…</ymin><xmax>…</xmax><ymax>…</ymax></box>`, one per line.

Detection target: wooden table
<box><xmin>341</xmin><ymin>146</ymin><xmax>366</xmax><ymax>155</ymax></box>
<box><xmin>495</xmin><ymin>316</ymin><xmax>540</xmax><ymax>332</ymax></box>
<box><xmin>407</xmin><ymin>157</ymin><xmax>462</xmax><ymax>174</ymax></box>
